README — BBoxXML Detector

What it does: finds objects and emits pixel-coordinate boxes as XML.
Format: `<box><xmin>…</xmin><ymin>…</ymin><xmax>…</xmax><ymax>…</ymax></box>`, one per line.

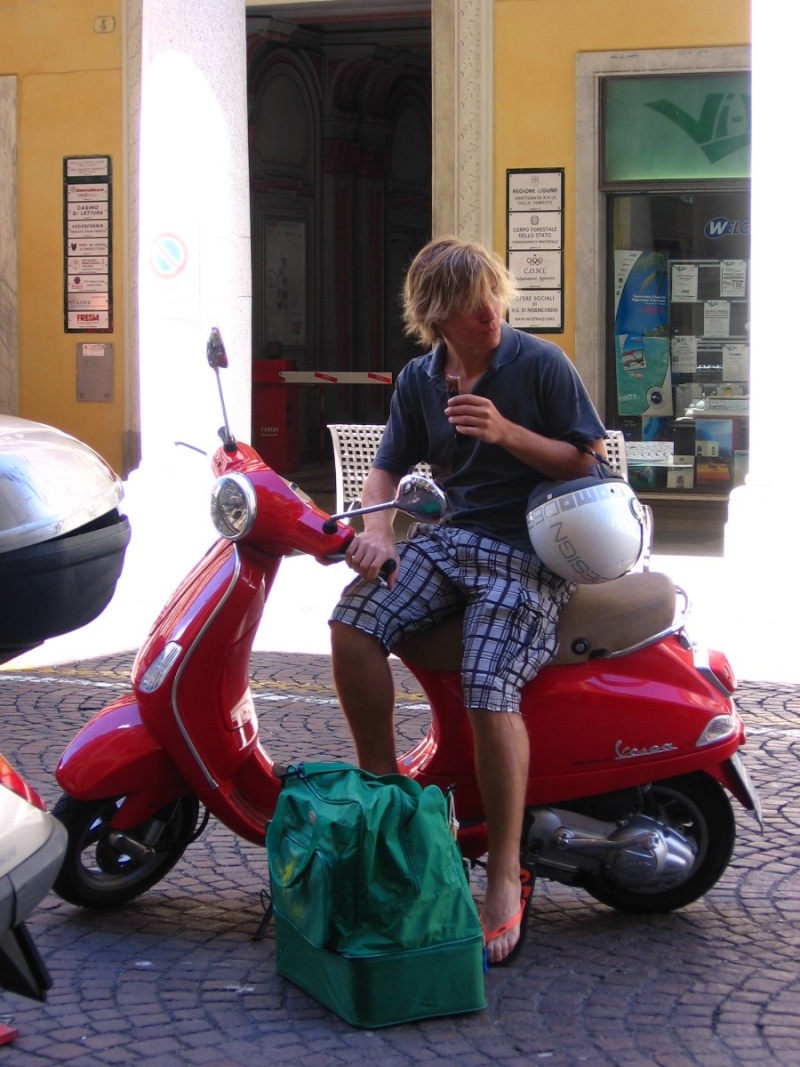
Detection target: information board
<box><xmin>506</xmin><ymin>168</ymin><xmax>564</xmax><ymax>332</ymax></box>
<box><xmin>64</xmin><ymin>156</ymin><xmax>112</xmax><ymax>333</ymax></box>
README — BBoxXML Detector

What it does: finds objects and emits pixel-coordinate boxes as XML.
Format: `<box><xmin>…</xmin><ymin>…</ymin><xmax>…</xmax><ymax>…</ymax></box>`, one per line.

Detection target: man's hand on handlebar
<box><xmin>344</xmin><ymin>528</ymin><xmax>400</xmax><ymax>589</ymax></box>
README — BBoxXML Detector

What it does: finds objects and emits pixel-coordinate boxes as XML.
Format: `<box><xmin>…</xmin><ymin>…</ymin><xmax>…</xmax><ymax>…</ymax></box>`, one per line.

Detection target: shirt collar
<box><xmin>425</xmin><ymin>322</ymin><xmax>520</xmax><ymax>379</ymax></box>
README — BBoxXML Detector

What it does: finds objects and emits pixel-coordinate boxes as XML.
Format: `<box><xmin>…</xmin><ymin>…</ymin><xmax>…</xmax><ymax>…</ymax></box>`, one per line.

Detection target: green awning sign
<box><xmin>603</xmin><ymin>73</ymin><xmax>751</xmax><ymax>183</ymax></box>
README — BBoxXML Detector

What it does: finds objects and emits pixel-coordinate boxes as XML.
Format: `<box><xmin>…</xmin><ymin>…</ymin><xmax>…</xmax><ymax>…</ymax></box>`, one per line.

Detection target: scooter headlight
<box><xmin>211</xmin><ymin>474</ymin><xmax>256</xmax><ymax>540</ymax></box>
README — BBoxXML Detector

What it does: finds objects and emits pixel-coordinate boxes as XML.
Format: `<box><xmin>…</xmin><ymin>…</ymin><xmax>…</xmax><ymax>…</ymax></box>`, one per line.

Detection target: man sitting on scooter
<box><xmin>329</xmin><ymin>236</ymin><xmax>606</xmax><ymax>965</ymax></box>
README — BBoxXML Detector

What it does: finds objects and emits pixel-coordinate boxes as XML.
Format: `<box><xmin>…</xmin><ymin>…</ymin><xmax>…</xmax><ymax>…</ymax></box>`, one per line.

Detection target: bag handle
<box><xmin>281</xmin><ymin>761</ymin><xmax>424</xmax><ymax>798</ymax></box>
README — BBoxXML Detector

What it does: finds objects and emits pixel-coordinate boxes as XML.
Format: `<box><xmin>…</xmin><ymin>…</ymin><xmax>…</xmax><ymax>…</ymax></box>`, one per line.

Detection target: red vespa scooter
<box><xmin>52</xmin><ymin>329</ymin><xmax>761</xmax><ymax>915</ymax></box>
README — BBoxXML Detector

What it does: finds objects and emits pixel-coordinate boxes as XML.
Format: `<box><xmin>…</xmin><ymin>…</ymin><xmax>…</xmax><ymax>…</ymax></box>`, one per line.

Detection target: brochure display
<box><xmin>610</xmin><ymin>198</ymin><xmax>750</xmax><ymax>500</ymax></box>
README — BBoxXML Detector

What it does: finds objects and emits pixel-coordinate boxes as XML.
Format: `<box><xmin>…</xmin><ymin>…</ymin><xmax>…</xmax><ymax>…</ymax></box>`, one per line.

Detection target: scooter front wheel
<box><xmin>52</xmin><ymin>794</ymin><xmax>200</xmax><ymax>908</ymax></box>
<box><xmin>582</xmin><ymin>772</ymin><xmax>736</xmax><ymax>914</ymax></box>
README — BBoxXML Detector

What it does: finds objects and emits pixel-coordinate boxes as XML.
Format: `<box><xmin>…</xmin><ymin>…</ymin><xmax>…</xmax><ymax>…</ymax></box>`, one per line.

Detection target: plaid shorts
<box><xmin>329</xmin><ymin>524</ymin><xmax>572</xmax><ymax>713</ymax></box>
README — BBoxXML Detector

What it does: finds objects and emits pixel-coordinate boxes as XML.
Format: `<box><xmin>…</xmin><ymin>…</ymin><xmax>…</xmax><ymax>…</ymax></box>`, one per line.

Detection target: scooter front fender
<box><xmin>56</xmin><ymin>693</ymin><xmax>187</xmax><ymax>803</ymax></box>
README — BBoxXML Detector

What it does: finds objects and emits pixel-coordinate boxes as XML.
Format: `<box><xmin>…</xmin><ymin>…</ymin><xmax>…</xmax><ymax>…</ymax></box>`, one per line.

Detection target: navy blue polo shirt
<box><xmin>374</xmin><ymin>323</ymin><xmax>606</xmax><ymax>551</ymax></box>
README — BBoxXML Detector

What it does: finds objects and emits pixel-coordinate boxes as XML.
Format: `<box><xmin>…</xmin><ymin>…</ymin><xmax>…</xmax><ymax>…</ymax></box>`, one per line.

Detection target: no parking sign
<box><xmin>150</xmin><ymin>233</ymin><xmax>188</xmax><ymax>278</ymax></box>
<box><xmin>148</xmin><ymin>228</ymin><xmax>198</xmax><ymax>318</ymax></box>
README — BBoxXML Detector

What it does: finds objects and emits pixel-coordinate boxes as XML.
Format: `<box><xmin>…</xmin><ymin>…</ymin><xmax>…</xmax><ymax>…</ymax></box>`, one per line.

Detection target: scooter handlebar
<box><xmin>323</xmin><ymin>553</ymin><xmax>396</xmax><ymax>586</ymax></box>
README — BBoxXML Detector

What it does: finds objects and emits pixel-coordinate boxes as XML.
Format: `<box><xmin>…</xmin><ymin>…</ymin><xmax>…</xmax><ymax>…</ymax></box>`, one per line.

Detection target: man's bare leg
<box><xmin>330</xmin><ymin>621</ymin><xmax>399</xmax><ymax>775</ymax></box>
<box><xmin>467</xmin><ymin>709</ymin><xmax>529</xmax><ymax>964</ymax></box>
<box><xmin>333</xmin><ymin>622</ymin><xmax>528</xmax><ymax>962</ymax></box>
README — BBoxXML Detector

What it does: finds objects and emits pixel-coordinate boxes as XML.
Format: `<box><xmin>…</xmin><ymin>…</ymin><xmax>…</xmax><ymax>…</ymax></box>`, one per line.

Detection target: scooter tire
<box><xmin>52</xmin><ymin>794</ymin><xmax>200</xmax><ymax>908</ymax></box>
<box><xmin>582</xmin><ymin>772</ymin><xmax>736</xmax><ymax>914</ymax></box>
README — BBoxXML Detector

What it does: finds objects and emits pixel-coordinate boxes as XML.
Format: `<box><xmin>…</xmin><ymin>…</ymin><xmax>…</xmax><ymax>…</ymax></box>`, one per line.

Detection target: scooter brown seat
<box><xmin>395</xmin><ymin>571</ymin><xmax>677</xmax><ymax>671</ymax></box>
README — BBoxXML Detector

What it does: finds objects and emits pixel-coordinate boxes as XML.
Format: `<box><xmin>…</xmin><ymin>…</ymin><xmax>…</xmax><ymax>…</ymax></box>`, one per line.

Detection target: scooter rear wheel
<box><xmin>52</xmin><ymin>794</ymin><xmax>200</xmax><ymax>908</ymax></box>
<box><xmin>582</xmin><ymin>772</ymin><xmax>736</xmax><ymax>914</ymax></box>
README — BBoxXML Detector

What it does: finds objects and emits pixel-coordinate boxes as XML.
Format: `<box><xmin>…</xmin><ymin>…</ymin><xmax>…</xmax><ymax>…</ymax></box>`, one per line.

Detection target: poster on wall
<box><xmin>261</xmin><ymin>217</ymin><xmax>306</xmax><ymax>346</ymax></box>
<box><xmin>613</xmin><ymin>250</ymin><xmax>672</xmax><ymax>417</ymax></box>
<box><xmin>64</xmin><ymin>156</ymin><xmax>112</xmax><ymax>333</ymax></box>
<box><xmin>506</xmin><ymin>169</ymin><xmax>563</xmax><ymax>332</ymax></box>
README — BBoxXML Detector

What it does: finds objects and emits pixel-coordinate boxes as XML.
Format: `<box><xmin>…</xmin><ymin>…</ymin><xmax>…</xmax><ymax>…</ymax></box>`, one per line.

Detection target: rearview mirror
<box><xmin>206</xmin><ymin>327</ymin><xmax>228</xmax><ymax>369</ymax></box>
<box><xmin>392</xmin><ymin>474</ymin><xmax>447</xmax><ymax>522</ymax></box>
<box><xmin>324</xmin><ymin>474</ymin><xmax>447</xmax><ymax>531</ymax></box>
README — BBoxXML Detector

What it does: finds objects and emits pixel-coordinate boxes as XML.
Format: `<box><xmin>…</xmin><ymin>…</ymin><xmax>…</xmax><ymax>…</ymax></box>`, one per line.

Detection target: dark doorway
<box><xmin>246</xmin><ymin>3</ymin><xmax>432</xmax><ymax>470</ymax></box>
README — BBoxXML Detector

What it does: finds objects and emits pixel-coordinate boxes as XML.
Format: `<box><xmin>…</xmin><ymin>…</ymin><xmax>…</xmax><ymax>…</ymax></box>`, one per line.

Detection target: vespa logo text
<box><xmin>615</xmin><ymin>739</ymin><xmax>679</xmax><ymax>761</ymax></box>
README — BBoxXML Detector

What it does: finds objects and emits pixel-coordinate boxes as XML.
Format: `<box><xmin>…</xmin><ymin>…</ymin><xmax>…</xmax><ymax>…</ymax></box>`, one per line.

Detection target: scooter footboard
<box><xmin>56</xmin><ymin>693</ymin><xmax>187</xmax><ymax>808</ymax></box>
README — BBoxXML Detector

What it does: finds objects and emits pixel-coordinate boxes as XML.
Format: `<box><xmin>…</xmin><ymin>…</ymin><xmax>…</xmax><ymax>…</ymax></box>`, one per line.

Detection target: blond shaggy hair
<box><xmin>402</xmin><ymin>237</ymin><xmax>517</xmax><ymax>348</ymax></box>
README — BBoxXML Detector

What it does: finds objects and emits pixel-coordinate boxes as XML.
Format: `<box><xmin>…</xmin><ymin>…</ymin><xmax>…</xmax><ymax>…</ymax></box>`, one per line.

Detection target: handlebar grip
<box><xmin>322</xmin><ymin>553</ymin><xmax>396</xmax><ymax>585</ymax></box>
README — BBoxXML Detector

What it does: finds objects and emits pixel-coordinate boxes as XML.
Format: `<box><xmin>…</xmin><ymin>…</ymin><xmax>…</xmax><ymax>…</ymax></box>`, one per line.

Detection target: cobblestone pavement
<box><xmin>0</xmin><ymin>653</ymin><xmax>799</xmax><ymax>1067</ymax></box>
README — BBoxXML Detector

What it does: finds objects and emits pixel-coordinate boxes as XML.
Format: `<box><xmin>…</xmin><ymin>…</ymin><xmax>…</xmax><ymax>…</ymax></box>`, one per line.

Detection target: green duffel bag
<box><xmin>266</xmin><ymin>761</ymin><xmax>486</xmax><ymax>1027</ymax></box>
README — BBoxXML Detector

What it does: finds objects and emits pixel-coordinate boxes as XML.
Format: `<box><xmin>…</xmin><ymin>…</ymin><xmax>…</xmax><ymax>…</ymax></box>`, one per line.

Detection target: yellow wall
<box><xmin>0</xmin><ymin>0</ymin><xmax>124</xmax><ymax>471</ymax></box>
<box><xmin>494</xmin><ymin>0</ymin><xmax>751</xmax><ymax>360</ymax></box>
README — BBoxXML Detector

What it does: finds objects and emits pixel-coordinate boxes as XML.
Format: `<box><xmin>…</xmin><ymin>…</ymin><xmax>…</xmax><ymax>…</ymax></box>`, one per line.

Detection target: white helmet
<box><xmin>526</xmin><ymin>474</ymin><xmax>646</xmax><ymax>584</ymax></box>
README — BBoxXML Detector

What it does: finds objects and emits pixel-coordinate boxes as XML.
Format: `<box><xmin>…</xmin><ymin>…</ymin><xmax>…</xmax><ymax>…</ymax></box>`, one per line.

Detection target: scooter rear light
<box><xmin>139</xmin><ymin>641</ymin><xmax>182</xmax><ymax>693</ymax></box>
<box><xmin>0</xmin><ymin>753</ymin><xmax>46</xmax><ymax>810</ymax></box>
<box><xmin>696</xmin><ymin>713</ymin><xmax>737</xmax><ymax>747</ymax></box>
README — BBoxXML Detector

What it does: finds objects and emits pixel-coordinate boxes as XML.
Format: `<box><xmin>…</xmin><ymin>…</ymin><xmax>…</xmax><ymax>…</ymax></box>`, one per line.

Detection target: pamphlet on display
<box><xmin>720</xmin><ymin>260</ymin><xmax>747</xmax><ymax>299</ymax></box>
<box><xmin>671</xmin><ymin>263</ymin><xmax>698</xmax><ymax>302</ymax></box>
<box><xmin>614</xmin><ymin>250</ymin><xmax>672</xmax><ymax>417</ymax></box>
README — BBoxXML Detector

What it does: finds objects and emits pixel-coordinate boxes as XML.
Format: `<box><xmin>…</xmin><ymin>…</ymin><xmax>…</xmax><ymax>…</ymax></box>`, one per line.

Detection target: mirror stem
<box><xmin>323</xmin><ymin>500</ymin><xmax>394</xmax><ymax>533</ymax></box>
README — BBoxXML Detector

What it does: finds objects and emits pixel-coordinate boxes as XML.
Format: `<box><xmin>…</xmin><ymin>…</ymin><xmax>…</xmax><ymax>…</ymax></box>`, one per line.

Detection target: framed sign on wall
<box><xmin>506</xmin><ymin>168</ymin><xmax>564</xmax><ymax>333</ymax></box>
<box><xmin>64</xmin><ymin>155</ymin><xmax>112</xmax><ymax>333</ymax></box>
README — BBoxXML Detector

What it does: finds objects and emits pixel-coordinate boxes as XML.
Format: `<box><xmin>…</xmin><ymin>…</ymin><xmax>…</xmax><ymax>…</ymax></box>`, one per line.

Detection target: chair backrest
<box><xmin>604</xmin><ymin>429</ymin><xmax>628</xmax><ymax>480</ymax></box>
<box><xmin>328</xmin><ymin>424</ymin><xmax>432</xmax><ymax>514</ymax></box>
<box><xmin>328</xmin><ymin>424</ymin><xmax>386</xmax><ymax>513</ymax></box>
<box><xmin>603</xmin><ymin>429</ymin><xmax>654</xmax><ymax>571</ymax></box>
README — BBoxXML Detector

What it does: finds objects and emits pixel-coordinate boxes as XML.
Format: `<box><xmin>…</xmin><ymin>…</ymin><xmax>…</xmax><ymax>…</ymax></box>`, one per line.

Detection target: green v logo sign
<box><xmin>646</xmin><ymin>92</ymin><xmax>751</xmax><ymax>163</ymax></box>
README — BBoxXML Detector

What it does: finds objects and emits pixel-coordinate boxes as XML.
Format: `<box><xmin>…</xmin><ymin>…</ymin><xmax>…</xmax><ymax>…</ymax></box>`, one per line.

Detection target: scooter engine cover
<box><xmin>606</xmin><ymin>818</ymin><xmax>696</xmax><ymax>888</ymax></box>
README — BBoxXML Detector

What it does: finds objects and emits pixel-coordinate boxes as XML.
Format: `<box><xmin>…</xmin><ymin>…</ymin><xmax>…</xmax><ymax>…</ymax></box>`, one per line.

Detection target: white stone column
<box><xmin>722</xmin><ymin>8</ymin><xmax>798</xmax><ymax>681</ymax></box>
<box><xmin>121</xmin><ymin>0</ymin><xmax>252</xmax><ymax>628</ymax></box>
<box><xmin>137</xmin><ymin>0</ymin><xmax>251</xmax><ymax>462</ymax></box>
<box><xmin>432</xmin><ymin>0</ymin><xmax>493</xmax><ymax>243</ymax></box>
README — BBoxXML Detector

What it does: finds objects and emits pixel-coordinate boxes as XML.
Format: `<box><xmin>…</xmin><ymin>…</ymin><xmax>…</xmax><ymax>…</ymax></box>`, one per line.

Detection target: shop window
<box><xmin>602</xmin><ymin>71</ymin><xmax>751</xmax><ymax>501</ymax></box>
<box><xmin>607</xmin><ymin>191</ymin><xmax>750</xmax><ymax>497</ymax></box>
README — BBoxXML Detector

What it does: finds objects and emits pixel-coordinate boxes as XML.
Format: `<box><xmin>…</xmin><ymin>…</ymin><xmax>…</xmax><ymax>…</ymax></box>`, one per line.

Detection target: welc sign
<box><xmin>602</xmin><ymin>72</ymin><xmax>751</xmax><ymax>184</ymax></box>
<box><xmin>704</xmin><ymin>217</ymin><xmax>750</xmax><ymax>239</ymax></box>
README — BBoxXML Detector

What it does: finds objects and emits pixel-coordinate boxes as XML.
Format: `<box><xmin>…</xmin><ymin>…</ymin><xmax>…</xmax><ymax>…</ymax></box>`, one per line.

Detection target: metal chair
<box><xmin>604</xmin><ymin>429</ymin><xmax>629</xmax><ymax>479</ymax></box>
<box><xmin>328</xmin><ymin>424</ymin><xmax>386</xmax><ymax>514</ymax></box>
<box><xmin>605</xmin><ymin>429</ymin><xmax>653</xmax><ymax>570</ymax></box>
<box><xmin>327</xmin><ymin>424</ymin><xmax>433</xmax><ymax>515</ymax></box>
